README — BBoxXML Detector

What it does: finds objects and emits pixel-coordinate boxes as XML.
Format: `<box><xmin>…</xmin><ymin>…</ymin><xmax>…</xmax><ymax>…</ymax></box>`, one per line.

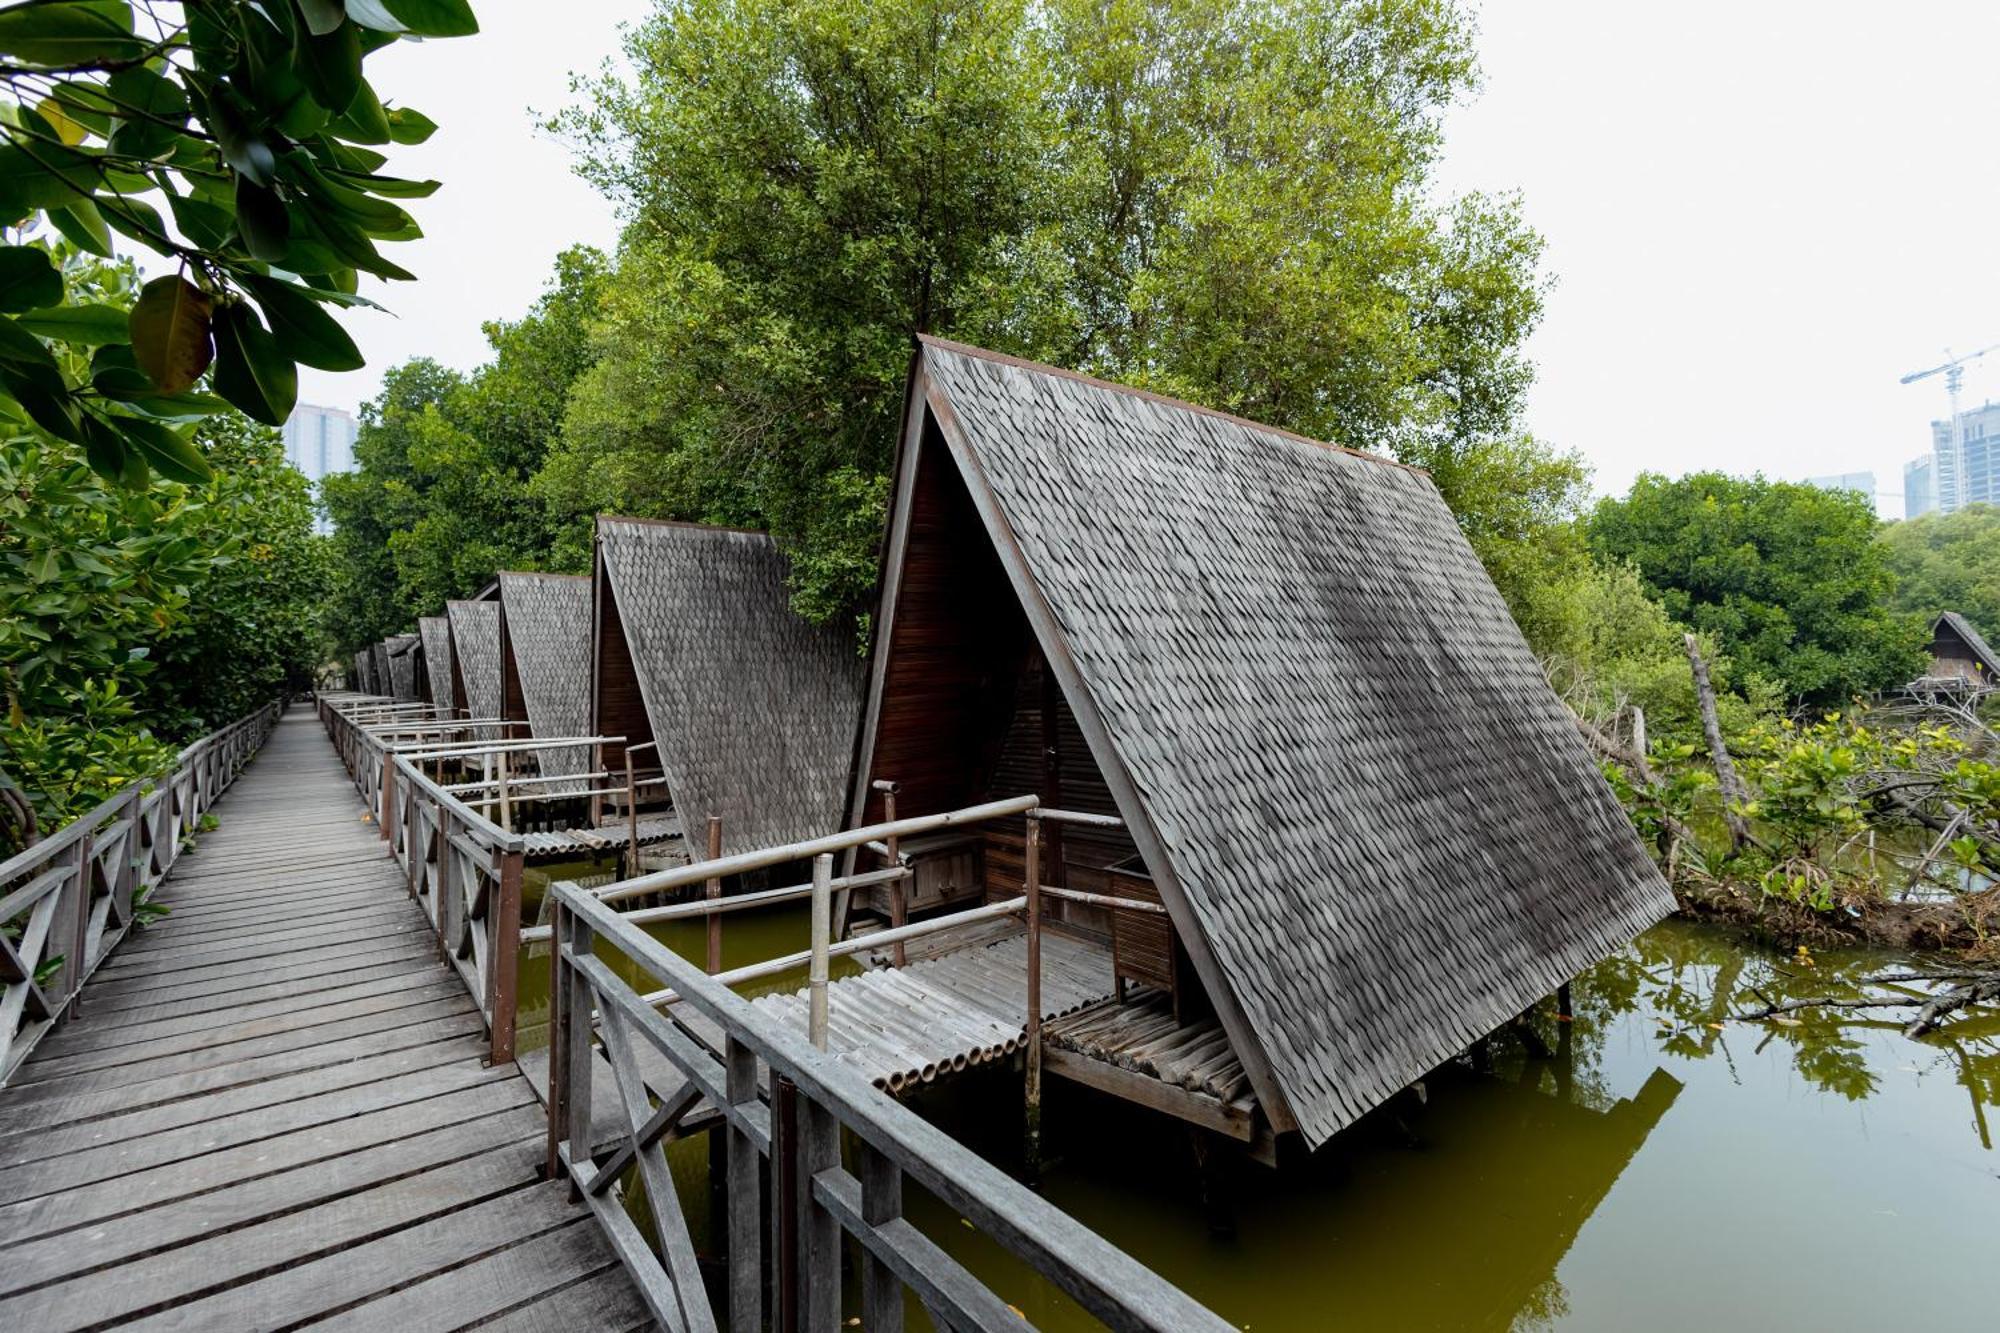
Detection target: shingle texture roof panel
<box><xmin>419</xmin><ymin>617</ymin><xmax>457</xmax><ymax>714</ymax></box>
<box><xmin>447</xmin><ymin>601</ymin><xmax>503</xmax><ymax>731</ymax></box>
<box><xmin>597</xmin><ymin>519</ymin><xmax>865</xmax><ymax>855</ymax></box>
<box><xmin>499</xmin><ymin>573</ymin><xmax>592</xmax><ymax>783</ymax></box>
<box><xmin>920</xmin><ymin>341</ymin><xmax>1676</xmax><ymax>1146</ymax></box>
<box><xmin>385</xmin><ymin>634</ymin><xmax>419</xmax><ymax>703</ymax></box>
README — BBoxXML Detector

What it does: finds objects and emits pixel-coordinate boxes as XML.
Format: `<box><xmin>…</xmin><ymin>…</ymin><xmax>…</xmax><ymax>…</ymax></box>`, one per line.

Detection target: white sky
<box><xmin>306</xmin><ymin>2</ymin><xmax>2000</xmax><ymax>520</ymax></box>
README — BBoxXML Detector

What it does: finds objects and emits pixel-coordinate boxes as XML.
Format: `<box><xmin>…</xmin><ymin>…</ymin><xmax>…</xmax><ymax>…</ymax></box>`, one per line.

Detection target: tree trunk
<box><xmin>1684</xmin><ymin>633</ymin><xmax>1753</xmax><ymax>853</ymax></box>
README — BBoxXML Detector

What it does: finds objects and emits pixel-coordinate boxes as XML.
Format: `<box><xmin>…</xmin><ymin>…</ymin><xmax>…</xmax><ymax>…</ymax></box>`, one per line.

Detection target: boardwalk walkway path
<box><xmin>0</xmin><ymin>710</ymin><xmax>653</xmax><ymax>1332</ymax></box>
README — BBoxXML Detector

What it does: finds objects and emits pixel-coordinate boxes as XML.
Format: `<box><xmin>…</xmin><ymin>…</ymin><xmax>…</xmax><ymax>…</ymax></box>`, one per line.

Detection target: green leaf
<box><xmin>211</xmin><ymin>302</ymin><xmax>297</xmax><ymax>426</ymax></box>
<box><xmin>164</xmin><ymin>191</ymin><xmax>233</xmax><ymax>250</ymax></box>
<box><xmin>332</xmin><ymin>170</ymin><xmax>439</xmax><ymax>199</ymax></box>
<box><xmin>90</xmin><ymin>340</ymin><xmax>153</xmax><ymax>398</ymax></box>
<box><xmin>97</xmin><ymin>195</ymin><xmax>168</xmax><ymax>248</ymax></box>
<box><xmin>47</xmin><ymin>198</ymin><xmax>112</xmax><ymax>256</ymax></box>
<box><xmin>0</xmin><ymin>141</ymin><xmax>96</xmax><ymax>215</ymax></box>
<box><xmin>381</xmin><ymin>0</ymin><xmax>476</xmax><ymax>37</ymax></box>
<box><xmin>383</xmin><ymin>106</ymin><xmax>436</xmax><ymax>145</ymax></box>
<box><xmin>296</xmin><ymin>0</ymin><xmax>348</xmax><ymax>37</ymax></box>
<box><xmin>207</xmin><ymin>95</ymin><xmax>277</xmax><ymax>187</ymax></box>
<box><xmin>299</xmin><ymin>18</ymin><xmax>364</xmax><ymax>114</ymax></box>
<box><xmin>0</xmin><ymin>245</ymin><xmax>62</xmax><ymax>312</ymax></box>
<box><xmin>16</xmin><ymin>303</ymin><xmax>130</xmax><ymax>344</ymax></box>
<box><xmin>245</xmin><ymin>274</ymin><xmax>363</xmax><ymax>371</ymax></box>
<box><xmin>343</xmin><ymin>0</ymin><xmax>406</xmax><ymax>32</ymax></box>
<box><xmin>106</xmin><ymin>65</ymin><xmax>189</xmax><ymax>124</ymax></box>
<box><xmin>235</xmin><ymin>176</ymin><xmax>291</xmax><ymax>261</ymax></box>
<box><xmin>78</xmin><ymin>409</ymin><xmax>128</xmax><ymax>482</ymax></box>
<box><xmin>114</xmin><ymin>414</ymin><xmax>211</xmax><ymax>485</ymax></box>
<box><xmin>330</xmin><ymin>79</ymin><xmax>390</xmax><ymax>144</ymax></box>
<box><xmin>0</xmin><ymin>1</ymin><xmax>145</xmax><ymax>68</ymax></box>
<box><xmin>128</xmin><ymin>275</ymin><xmax>213</xmax><ymax>394</ymax></box>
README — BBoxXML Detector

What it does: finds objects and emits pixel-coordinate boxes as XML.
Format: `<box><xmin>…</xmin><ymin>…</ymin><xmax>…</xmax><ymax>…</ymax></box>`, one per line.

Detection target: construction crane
<box><xmin>1902</xmin><ymin>342</ymin><xmax>2000</xmax><ymax>511</ymax></box>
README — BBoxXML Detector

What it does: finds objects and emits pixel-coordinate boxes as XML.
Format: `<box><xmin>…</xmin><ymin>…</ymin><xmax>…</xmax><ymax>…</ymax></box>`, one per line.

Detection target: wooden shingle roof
<box><xmin>498</xmin><ymin>572</ymin><xmax>593</xmax><ymax>783</ymax></box>
<box><xmin>596</xmin><ymin>518</ymin><xmax>866</xmax><ymax>856</ymax></box>
<box><xmin>418</xmin><ymin>617</ymin><xmax>457</xmax><ymax>714</ymax></box>
<box><xmin>903</xmin><ymin>337</ymin><xmax>1675</xmax><ymax>1145</ymax></box>
<box><xmin>446</xmin><ymin>601</ymin><xmax>502</xmax><ymax>726</ymax></box>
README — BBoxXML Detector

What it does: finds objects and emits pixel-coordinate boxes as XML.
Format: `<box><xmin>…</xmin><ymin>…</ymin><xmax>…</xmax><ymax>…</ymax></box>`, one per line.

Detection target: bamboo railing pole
<box><xmin>623</xmin><ymin>750</ymin><xmax>638</xmax><ymax>877</ymax></box>
<box><xmin>496</xmin><ymin>749</ymin><xmax>512</xmax><ymax>834</ymax></box>
<box><xmin>809</xmin><ymin>854</ymin><xmax>831</xmax><ymax>1051</ymax></box>
<box><xmin>706</xmin><ymin>815</ymin><xmax>723</xmax><ymax>974</ymax></box>
<box><xmin>882</xmin><ymin>784</ymin><xmax>904</xmax><ymax>968</ymax></box>
<box><xmin>1023</xmin><ymin>814</ymin><xmax>1043</xmax><ymax>1176</ymax></box>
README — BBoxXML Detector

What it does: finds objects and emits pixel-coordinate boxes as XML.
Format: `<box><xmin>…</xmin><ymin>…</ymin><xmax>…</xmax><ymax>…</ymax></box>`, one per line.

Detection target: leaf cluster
<box><xmin>0</xmin><ymin>0</ymin><xmax>475</xmax><ymax>486</ymax></box>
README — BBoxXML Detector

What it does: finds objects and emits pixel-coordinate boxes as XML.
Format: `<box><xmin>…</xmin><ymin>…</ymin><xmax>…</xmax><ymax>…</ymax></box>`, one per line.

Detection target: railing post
<box><xmin>544</xmin><ymin>897</ymin><xmax>569</xmax><ymax>1180</ymax></box>
<box><xmin>857</xmin><ymin>1141</ymin><xmax>904</xmax><ymax>1333</ymax></box>
<box><xmin>724</xmin><ymin>1035</ymin><xmax>763</xmax><ymax>1332</ymax></box>
<box><xmin>623</xmin><ymin>749</ymin><xmax>638</xmax><ymax>877</ymax></box>
<box><xmin>487</xmin><ymin>846</ymin><xmax>523</xmax><ymax>1066</ymax></box>
<box><xmin>562</xmin><ymin>903</ymin><xmax>596</xmax><ymax>1199</ymax></box>
<box><xmin>1023</xmin><ymin>812</ymin><xmax>1043</xmax><ymax>1178</ymax></box>
<box><xmin>378</xmin><ymin>756</ymin><xmax>394</xmax><ymax>844</ymax></box>
<box><xmin>496</xmin><ymin>747</ymin><xmax>512</xmax><ymax>833</ymax></box>
<box><xmin>706</xmin><ymin>814</ymin><xmax>723</xmax><ymax>974</ymax></box>
<box><xmin>57</xmin><ymin>828</ymin><xmax>92</xmax><ymax>1026</ymax></box>
<box><xmin>809</xmin><ymin>853</ymin><xmax>831</xmax><ymax>1051</ymax></box>
<box><xmin>880</xmin><ymin>782</ymin><xmax>904</xmax><ymax>968</ymax></box>
<box><xmin>800</xmin><ymin>1098</ymin><xmax>840</xmax><ymax>1329</ymax></box>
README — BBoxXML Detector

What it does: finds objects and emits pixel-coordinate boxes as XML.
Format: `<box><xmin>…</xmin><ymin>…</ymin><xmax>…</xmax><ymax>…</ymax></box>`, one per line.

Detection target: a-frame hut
<box><xmin>497</xmin><ymin>572</ymin><xmax>593</xmax><ymax>787</ymax></box>
<box><xmin>419</xmin><ymin>615</ymin><xmax>458</xmax><ymax>716</ymax></box>
<box><xmin>385</xmin><ymin>634</ymin><xmax>422</xmax><ymax>703</ymax></box>
<box><xmin>447</xmin><ymin>600</ymin><xmax>503</xmax><ymax>731</ymax></box>
<box><xmin>593</xmin><ymin>518</ymin><xmax>866</xmax><ymax>856</ymax></box>
<box><xmin>846</xmin><ymin>337</ymin><xmax>1675</xmax><ymax>1148</ymax></box>
<box><xmin>1923</xmin><ymin>611</ymin><xmax>1998</xmax><ymax>684</ymax></box>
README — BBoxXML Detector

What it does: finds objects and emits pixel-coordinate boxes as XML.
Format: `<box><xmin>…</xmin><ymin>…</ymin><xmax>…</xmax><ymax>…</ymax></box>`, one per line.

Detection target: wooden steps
<box><xmin>0</xmin><ymin>710</ymin><xmax>654</xmax><ymax>1333</ymax></box>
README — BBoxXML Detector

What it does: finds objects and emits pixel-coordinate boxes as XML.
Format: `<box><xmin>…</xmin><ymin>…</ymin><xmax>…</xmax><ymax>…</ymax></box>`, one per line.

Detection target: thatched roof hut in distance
<box><xmin>447</xmin><ymin>600</ymin><xmax>503</xmax><ymax>729</ymax></box>
<box><xmin>847</xmin><ymin>337</ymin><xmax>1675</xmax><ymax>1148</ymax></box>
<box><xmin>1924</xmin><ymin>611</ymin><xmax>1999</xmax><ymax>684</ymax></box>
<box><xmin>384</xmin><ymin>633</ymin><xmax>422</xmax><ymax>703</ymax></box>
<box><xmin>498</xmin><ymin>571</ymin><xmax>593</xmax><ymax>785</ymax></box>
<box><xmin>418</xmin><ymin>616</ymin><xmax>458</xmax><ymax>715</ymax></box>
<box><xmin>593</xmin><ymin>518</ymin><xmax>865</xmax><ymax>857</ymax></box>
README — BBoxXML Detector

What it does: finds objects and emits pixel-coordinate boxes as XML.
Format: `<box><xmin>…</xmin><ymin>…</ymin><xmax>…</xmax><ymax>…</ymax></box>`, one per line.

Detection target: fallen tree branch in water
<box><xmin>1735</xmin><ymin>970</ymin><xmax>2000</xmax><ymax>1037</ymax></box>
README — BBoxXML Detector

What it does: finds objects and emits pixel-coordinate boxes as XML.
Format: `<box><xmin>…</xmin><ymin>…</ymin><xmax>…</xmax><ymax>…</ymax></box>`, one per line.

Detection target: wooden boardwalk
<box><xmin>0</xmin><ymin>711</ymin><xmax>653</xmax><ymax>1332</ymax></box>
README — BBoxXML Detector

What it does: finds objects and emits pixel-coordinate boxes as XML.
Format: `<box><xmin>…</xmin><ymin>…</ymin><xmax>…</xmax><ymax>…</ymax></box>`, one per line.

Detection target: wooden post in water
<box><xmin>706</xmin><ymin>815</ymin><xmax>724</xmax><ymax>973</ymax></box>
<box><xmin>1023</xmin><ymin>813</ymin><xmax>1044</xmax><ymax>1178</ymax></box>
<box><xmin>879</xmin><ymin>781</ymin><xmax>905</xmax><ymax>967</ymax></box>
<box><xmin>809</xmin><ymin>853</ymin><xmax>831</xmax><ymax>1050</ymax></box>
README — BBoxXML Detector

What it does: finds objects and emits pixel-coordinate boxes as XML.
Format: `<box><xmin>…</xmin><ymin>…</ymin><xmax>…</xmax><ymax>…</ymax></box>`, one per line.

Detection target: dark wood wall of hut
<box><xmin>862</xmin><ymin>425</ymin><xmax>1146</xmax><ymax>940</ymax></box>
<box><xmin>860</xmin><ymin>423</ymin><xmax>1030</xmax><ymax>826</ymax></box>
<box><xmin>592</xmin><ymin>565</ymin><xmax>653</xmax><ymax>773</ymax></box>
<box><xmin>499</xmin><ymin>619</ymin><xmax>529</xmax><ymax>731</ymax></box>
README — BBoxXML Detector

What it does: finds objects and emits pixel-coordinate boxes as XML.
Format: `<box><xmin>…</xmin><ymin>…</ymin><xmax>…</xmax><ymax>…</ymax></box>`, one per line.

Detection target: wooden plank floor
<box><xmin>0</xmin><ymin>711</ymin><xmax>655</xmax><ymax>1333</ymax></box>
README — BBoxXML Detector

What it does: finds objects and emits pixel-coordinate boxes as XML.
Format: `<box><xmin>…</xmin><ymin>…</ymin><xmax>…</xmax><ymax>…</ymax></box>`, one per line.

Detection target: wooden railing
<box><xmin>546</xmin><ymin>877</ymin><xmax>1230</xmax><ymax>1333</ymax></box>
<box><xmin>0</xmin><ymin>701</ymin><xmax>283</xmax><ymax>1084</ymax></box>
<box><xmin>381</xmin><ymin>750</ymin><xmax>526</xmax><ymax>1065</ymax></box>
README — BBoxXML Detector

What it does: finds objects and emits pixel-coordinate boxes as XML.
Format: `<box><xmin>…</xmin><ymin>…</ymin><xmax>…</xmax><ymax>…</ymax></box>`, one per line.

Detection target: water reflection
<box><xmin>894</xmin><ymin>919</ymin><xmax>2000</xmax><ymax>1331</ymax></box>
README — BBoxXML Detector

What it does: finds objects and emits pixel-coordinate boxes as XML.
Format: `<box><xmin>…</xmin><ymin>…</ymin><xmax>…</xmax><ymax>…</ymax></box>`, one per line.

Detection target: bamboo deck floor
<box><xmin>0</xmin><ymin>711</ymin><xmax>653</xmax><ymax>1333</ymax></box>
<box><xmin>520</xmin><ymin>815</ymin><xmax>683</xmax><ymax>864</ymax></box>
<box><xmin>750</xmin><ymin>928</ymin><xmax>1114</xmax><ymax>1092</ymax></box>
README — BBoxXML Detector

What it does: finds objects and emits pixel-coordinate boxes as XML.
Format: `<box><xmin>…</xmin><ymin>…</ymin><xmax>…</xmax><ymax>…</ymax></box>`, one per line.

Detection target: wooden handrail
<box><xmin>2</xmin><ymin>699</ymin><xmax>282</xmax><ymax>1085</ymax></box>
<box><xmin>545</xmin><ymin>880</ymin><xmax>1230</xmax><ymax>1331</ymax></box>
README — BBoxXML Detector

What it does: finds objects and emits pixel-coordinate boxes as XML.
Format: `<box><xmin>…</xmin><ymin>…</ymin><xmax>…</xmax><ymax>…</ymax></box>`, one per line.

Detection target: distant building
<box><xmin>1928</xmin><ymin>401</ymin><xmax>2000</xmax><ymax>515</ymax></box>
<box><xmin>1804</xmin><ymin>470</ymin><xmax>1877</xmax><ymax>514</ymax></box>
<box><xmin>281</xmin><ymin>404</ymin><xmax>357</xmax><ymax>533</ymax></box>
<box><xmin>1904</xmin><ymin>454</ymin><xmax>1937</xmax><ymax>519</ymax></box>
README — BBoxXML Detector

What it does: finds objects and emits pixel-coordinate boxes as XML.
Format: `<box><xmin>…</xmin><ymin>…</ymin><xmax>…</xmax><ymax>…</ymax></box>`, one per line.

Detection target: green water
<box><xmin>516</xmin><ymin>873</ymin><xmax>2000</xmax><ymax>1329</ymax></box>
<box><xmin>896</xmin><ymin>919</ymin><xmax>2000</xmax><ymax>1330</ymax></box>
